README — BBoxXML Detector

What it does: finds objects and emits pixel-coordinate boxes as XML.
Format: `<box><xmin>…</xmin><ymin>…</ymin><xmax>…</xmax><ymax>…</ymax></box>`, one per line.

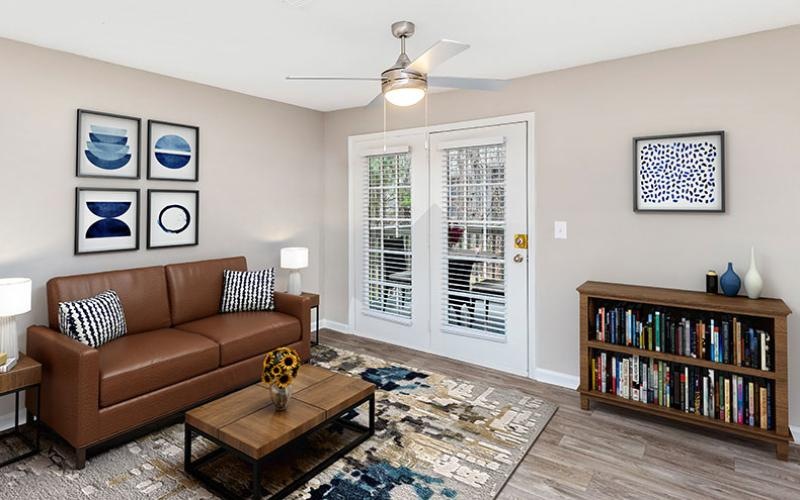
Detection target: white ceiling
<box><xmin>1</xmin><ymin>1</ymin><xmax>799</xmax><ymax>111</ymax></box>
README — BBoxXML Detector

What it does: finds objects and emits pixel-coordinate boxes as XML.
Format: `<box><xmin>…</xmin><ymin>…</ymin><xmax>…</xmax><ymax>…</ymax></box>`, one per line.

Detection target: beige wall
<box><xmin>0</xmin><ymin>38</ymin><xmax>324</xmax><ymax>419</ymax></box>
<box><xmin>322</xmin><ymin>26</ymin><xmax>800</xmax><ymax>427</ymax></box>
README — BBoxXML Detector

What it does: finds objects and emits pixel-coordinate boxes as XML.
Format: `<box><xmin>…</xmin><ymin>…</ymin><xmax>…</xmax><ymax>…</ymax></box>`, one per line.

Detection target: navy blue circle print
<box><xmin>154</xmin><ymin>134</ymin><xmax>192</xmax><ymax>169</ymax></box>
<box><xmin>158</xmin><ymin>204</ymin><xmax>191</xmax><ymax>234</ymax></box>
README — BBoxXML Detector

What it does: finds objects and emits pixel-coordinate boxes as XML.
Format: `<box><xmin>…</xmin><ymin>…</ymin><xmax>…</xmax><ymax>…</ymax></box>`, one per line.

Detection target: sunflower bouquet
<box><xmin>262</xmin><ymin>347</ymin><xmax>301</xmax><ymax>389</ymax></box>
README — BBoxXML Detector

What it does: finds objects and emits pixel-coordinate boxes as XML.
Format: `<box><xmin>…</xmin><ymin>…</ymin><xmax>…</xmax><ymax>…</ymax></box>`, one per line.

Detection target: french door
<box><xmin>352</xmin><ymin>119</ymin><xmax>530</xmax><ymax>375</ymax></box>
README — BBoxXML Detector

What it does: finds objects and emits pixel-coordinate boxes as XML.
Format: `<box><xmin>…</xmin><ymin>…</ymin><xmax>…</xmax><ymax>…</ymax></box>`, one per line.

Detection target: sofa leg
<box><xmin>75</xmin><ymin>447</ymin><xmax>87</xmax><ymax>470</ymax></box>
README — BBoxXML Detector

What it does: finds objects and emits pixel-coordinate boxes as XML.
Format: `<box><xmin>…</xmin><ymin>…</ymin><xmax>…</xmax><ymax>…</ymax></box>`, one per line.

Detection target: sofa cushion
<box><xmin>165</xmin><ymin>256</ymin><xmax>247</xmax><ymax>325</ymax></box>
<box><xmin>58</xmin><ymin>290</ymin><xmax>127</xmax><ymax>348</ymax></box>
<box><xmin>176</xmin><ymin>312</ymin><xmax>300</xmax><ymax>366</ymax></box>
<box><xmin>98</xmin><ymin>329</ymin><xmax>219</xmax><ymax>407</ymax></box>
<box><xmin>47</xmin><ymin>266</ymin><xmax>171</xmax><ymax>335</ymax></box>
<box><xmin>220</xmin><ymin>268</ymin><xmax>276</xmax><ymax>313</ymax></box>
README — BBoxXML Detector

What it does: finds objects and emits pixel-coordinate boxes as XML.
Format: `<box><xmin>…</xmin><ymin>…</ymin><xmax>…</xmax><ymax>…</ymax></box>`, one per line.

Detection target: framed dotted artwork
<box><xmin>633</xmin><ymin>131</ymin><xmax>725</xmax><ymax>213</ymax></box>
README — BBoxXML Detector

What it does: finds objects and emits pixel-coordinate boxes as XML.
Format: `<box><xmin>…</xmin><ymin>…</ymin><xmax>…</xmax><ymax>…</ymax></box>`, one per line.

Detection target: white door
<box><xmin>352</xmin><ymin>136</ymin><xmax>430</xmax><ymax>351</ymax></box>
<box><xmin>429</xmin><ymin>123</ymin><xmax>529</xmax><ymax>375</ymax></box>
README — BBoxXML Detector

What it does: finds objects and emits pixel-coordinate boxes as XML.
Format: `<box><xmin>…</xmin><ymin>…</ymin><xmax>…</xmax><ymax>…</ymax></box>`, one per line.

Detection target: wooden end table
<box><xmin>184</xmin><ymin>365</ymin><xmax>374</xmax><ymax>499</ymax></box>
<box><xmin>301</xmin><ymin>292</ymin><xmax>320</xmax><ymax>346</ymax></box>
<box><xmin>0</xmin><ymin>354</ymin><xmax>41</xmax><ymax>468</ymax></box>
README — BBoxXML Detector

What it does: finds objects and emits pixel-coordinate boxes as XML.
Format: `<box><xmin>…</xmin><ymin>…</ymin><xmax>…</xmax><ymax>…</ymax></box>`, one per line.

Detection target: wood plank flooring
<box><xmin>319</xmin><ymin>328</ymin><xmax>800</xmax><ymax>499</ymax></box>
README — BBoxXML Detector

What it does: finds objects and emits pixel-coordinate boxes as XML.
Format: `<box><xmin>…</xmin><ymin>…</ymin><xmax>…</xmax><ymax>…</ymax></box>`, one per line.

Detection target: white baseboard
<box><xmin>532</xmin><ymin>368</ymin><xmax>580</xmax><ymax>390</ymax></box>
<box><xmin>790</xmin><ymin>425</ymin><xmax>800</xmax><ymax>443</ymax></box>
<box><xmin>319</xmin><ymin>319</ymin><xmax>354</xmax><ymax>334</ymax></box>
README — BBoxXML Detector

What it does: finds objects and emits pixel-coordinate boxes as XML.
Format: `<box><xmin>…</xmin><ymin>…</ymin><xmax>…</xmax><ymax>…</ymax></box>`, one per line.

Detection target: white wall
<box><xmin>321</xmin><ymin>26</ymin><xmax>800</xmax><ymax>426</ymax></box>
<box><xmin>0</xmin><ymin>38</ymin><xmax>324</xmax><ymax>421</ymax></box>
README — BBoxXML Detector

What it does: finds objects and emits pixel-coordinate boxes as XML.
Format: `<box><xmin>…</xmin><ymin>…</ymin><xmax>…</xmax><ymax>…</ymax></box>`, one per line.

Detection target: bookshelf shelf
<box><xmin>586</xmin><ymin>340</ymin><xmax>777</xmax><ymax>380</ymax></box>
<box><xmin>578</xmin><ymin>281</ymin><xmax>792</xmax><ymax>460</ymax></box>
<box><xmin>580</xmin><ymin>390</ymin><xmax>785</xmax><ymax>443</ymax></box>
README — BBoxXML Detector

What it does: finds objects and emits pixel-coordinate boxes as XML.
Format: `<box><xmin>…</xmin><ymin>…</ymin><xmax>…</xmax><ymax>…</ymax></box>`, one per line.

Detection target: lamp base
<box><xmin>287</xmin><ymin>271</ymin><xmax>302</xmax><ymax>296</ymax></box>
<box><xmin>0</xmin><ymin>316</ymin><xmax>19</xmax><ymax>371</ymax></box>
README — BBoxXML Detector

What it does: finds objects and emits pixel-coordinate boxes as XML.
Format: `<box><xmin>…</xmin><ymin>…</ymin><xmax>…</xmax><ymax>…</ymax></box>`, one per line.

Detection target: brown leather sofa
<box><xmin>26</xmin><ymin>256</ymin><xmax>311</xmax><ymax>469</ymax></box>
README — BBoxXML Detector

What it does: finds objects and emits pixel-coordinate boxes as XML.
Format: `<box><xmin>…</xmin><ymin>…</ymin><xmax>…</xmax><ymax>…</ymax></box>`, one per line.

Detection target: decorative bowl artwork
<box><xmin>76</xmin><ymin>110</ymin><xmax>140</xmax><ymax>179</ymax></box>
<box><xmin>85</xmin><ymin>125</ymin><xmax>132</xmax><ymax>170</ymax></box>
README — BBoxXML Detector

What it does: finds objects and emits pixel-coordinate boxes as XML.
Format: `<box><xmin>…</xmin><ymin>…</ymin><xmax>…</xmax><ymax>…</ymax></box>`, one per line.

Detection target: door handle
<box><xmin>513</xmin><ymin>254</ymin><xmax>524</xmax><ymax>263</ymax></box>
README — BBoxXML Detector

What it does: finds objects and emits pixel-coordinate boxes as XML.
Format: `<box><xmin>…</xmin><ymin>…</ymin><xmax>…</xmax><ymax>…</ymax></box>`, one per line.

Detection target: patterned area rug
<box><xmin>0</xmin><ymin>345</ymin><xmax>556</xmax><ymax>499</ymax></box>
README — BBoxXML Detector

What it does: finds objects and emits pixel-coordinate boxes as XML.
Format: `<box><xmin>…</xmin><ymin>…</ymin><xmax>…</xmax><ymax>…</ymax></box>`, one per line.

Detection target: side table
<box><xmin>0</xmin><ymin>354</ymin><xmax>41</xmax><ymax>468</ymax></box>
<box><xmin>301</xmin><ymin>292</ymin><xmax>320</xmax><ymax>346</ymax></box>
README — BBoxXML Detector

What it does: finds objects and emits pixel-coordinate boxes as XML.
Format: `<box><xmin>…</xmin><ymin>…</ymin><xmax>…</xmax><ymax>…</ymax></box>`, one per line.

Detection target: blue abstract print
<box><xmin>308</xmin><ymin>460</ymin><xmax>456</xmax><ymax>499</ymax></box>
<box><xmin>85</xmin><ymin>125</ymin><xmax>131</xmax><ymax>170</ymax></box>
<box><xmin>639</xmin><ymin>141</ymin><xmax>718</xmax><ymax>205</ymax></box>
<box><xmin>154</xmin><ymin>134</ymin><xmax>191</xmax><ymax>169</ymax></box>
<box><xmin>360</xmin><ymin>366</ymin><xmax>429</xmax><ymax>392</ymax></box>
<box><xmin>85</xmin><ymin>201</ymin><xmax>131</xmax><ymax>238</ymax></box>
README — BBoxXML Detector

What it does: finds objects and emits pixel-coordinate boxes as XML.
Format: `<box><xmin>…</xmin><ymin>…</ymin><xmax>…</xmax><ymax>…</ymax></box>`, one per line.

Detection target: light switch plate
<box><xmin>554</xmin><ymin>221</ymin><xmax>567</xmax><ymax>239</ymax></box>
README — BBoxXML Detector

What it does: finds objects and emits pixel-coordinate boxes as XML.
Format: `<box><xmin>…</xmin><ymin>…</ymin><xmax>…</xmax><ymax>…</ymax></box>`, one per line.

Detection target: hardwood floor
<box><xmin>319</xmin><ymin>328</ymin><xmax>800</xmax><ymax>500</ymax></box>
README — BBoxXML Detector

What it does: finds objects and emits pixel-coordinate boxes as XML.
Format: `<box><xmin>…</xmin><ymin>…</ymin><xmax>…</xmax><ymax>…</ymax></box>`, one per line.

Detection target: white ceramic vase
<box><xmin>744</xmin><ymin>246</ymin><xmax>763</xmax><ymax>299</ymax></box>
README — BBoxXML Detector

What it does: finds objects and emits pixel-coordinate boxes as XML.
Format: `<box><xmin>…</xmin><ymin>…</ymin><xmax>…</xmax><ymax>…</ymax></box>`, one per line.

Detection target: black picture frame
<box><xmin>147</xmin><ymin>189</ymin><xmax>200</xmax><ymax>249</ymax></box>
<box><xmin>74</xmin><ymin>187</ymin><xmax>140</xmax><ymax>255</ymax></box>
<box><xmin>147</xmin><ymin>120</ymin><xmax>200</xmax><ymax>182</ymax></box>
<box><xmin>633</xmin><ymin>130</ymin><xmax>725</xmax><ymax>213</ymax></box>
<box><xmin>76</xmin><ymin>109</ymin><xmax>141</xmax><ymax>179</ymax></box>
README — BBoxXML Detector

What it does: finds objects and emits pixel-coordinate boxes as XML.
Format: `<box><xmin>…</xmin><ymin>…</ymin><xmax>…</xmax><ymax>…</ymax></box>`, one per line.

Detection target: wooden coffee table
<box><xmin>184</xmin><ymin>365</ymin><xmax>375</xmax><ymax>499</ymax></box>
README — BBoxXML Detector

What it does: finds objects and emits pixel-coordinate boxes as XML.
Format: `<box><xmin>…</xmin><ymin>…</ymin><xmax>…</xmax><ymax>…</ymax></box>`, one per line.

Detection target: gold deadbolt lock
<box><xmin>514</xmin><ymin>234</ymin><xmax>528</xmax><ymax>249</ymax></box>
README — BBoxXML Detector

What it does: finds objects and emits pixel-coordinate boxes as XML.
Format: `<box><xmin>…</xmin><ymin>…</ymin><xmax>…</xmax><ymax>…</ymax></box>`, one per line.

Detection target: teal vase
<box><xmin>719</xmin><ymin>262</ymin><xmax>741</xmax><ymax>297</ymax></box>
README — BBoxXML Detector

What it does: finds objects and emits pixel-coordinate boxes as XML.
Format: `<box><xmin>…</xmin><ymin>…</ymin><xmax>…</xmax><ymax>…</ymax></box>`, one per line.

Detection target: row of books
<box><xmin>594</xmin><ymin>305</ymin><xmax>772</xmax><ymax>370</ymax></box>
<box><xmin>591</xmin><ymin>351</ymin><xmax>774</xmax><ymax>430</ymax></box>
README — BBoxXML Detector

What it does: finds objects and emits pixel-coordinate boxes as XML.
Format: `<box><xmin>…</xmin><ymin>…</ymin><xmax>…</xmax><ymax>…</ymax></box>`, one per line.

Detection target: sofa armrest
<box><xmin>273</xmin><ymin>292</ymin><xmax>312</xmax><ymax>360</ymax></box>
<box><xmin>26</xmin><ymin>325</ymin><xmax>100</xmax><ymax>448</ymax></box>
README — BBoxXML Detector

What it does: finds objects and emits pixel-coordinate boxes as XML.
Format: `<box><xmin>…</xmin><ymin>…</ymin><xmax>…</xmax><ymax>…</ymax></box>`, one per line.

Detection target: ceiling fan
<box><xmin>287</xmin><ymin>21</ymin><xmax>508</xmax><ymax>107</ymax></box>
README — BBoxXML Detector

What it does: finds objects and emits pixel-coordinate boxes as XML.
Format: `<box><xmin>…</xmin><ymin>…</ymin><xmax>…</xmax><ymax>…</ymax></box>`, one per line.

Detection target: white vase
<box><xmin>744</xmin><ymin>246</ymin><xmax>763</xmax><ymax>299</ymax></box>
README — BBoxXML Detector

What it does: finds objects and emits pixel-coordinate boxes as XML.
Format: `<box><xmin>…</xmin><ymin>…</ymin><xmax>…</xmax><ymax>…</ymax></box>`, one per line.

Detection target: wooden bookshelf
<box><xmin>578</xmin><ymin>281</ymin><xmax>792</xmax><ymax>460</ymax></box>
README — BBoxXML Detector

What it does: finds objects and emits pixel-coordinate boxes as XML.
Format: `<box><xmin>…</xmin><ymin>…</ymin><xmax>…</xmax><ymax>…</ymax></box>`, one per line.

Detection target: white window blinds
<box><xmin>363</xmin><ymin>151</ymin><xmax>412</xmax><ymax>319</ymax></box>
<box><xmin>441</xmin><ymin>143</ymin><xmax>507</xmax><ymax>336</ymax></box>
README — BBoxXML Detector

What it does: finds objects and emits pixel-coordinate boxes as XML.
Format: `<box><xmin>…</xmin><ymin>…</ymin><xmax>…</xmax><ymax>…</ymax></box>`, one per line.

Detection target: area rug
<box><xmin>0</xmin><ymin>345</ymin><xmax>557</xmax><ymax>499</ymax></box>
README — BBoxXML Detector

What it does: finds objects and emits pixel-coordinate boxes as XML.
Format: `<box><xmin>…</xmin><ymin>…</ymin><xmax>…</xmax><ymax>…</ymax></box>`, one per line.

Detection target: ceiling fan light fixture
<box><xmin>384</xmin><ymin>87</ymin><xmax>426</xmax><ymax>107</ymax></box>
<box><xmin>382</xmin><ymin>77</ymin><xmax>427</xmax><ymax>107</ymax></box>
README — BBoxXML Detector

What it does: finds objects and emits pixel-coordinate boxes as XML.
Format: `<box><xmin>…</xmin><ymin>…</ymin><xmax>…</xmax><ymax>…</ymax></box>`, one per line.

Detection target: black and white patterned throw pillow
<box><xmin>220</xmin><ymin>268</ymin><xmax>276</xmax><ymax>313</ymax></box>
<box><xmin>58</xmin><ymin>290</ymin><xmax>127</xmax><ymax>348</ymax></box>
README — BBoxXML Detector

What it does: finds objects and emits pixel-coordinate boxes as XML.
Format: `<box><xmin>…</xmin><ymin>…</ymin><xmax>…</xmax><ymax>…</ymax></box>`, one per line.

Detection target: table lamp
<box><xmin>281</xmin><ymin>247</ymin><xmax>308</xmax><ymax>295</ymax></box>
<box><xmin>0</xmin><ymin>278</ymin><xmax>32</xmax><ymax>371</ymax></box>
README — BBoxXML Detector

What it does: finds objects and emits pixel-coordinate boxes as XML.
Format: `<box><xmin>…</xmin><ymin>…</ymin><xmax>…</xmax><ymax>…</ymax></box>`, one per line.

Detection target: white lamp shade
<box><xmin>0</xmin><ymin>278</ymin><xmax>32</xmax><ymax>316</ymax></box>
<box><xmin>280</xmin><ymin>247</ymin><xmax>309</xmax><ymax>270</ymax></box>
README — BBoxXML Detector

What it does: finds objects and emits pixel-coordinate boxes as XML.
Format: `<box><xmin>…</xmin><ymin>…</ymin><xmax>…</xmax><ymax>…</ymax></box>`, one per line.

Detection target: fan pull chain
<box><xmin>383</xmin><ymin>97</ymin><xmax>387</xmax><ymax>153</ymax></box>
<box><xmin>424</xmin><ymin>92</ymin><xmax>429</xmax><ymax>150</ymax></box>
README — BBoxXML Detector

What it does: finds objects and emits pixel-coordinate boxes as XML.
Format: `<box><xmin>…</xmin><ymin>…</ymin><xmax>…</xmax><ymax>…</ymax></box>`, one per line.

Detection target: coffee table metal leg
<box><xmin>252</xmin><ymin>459</ymin><xmax>262</xmax><ymax>499</ymax></box>
<box><xmin>184</xmin><ymin>426</ymin><xmax>192</xmax><ymax>474</ymax></box>
<box><xmin>368</xmin><ymin>394</ymin><xmax>375</xmax><ymax>435</ymax></box>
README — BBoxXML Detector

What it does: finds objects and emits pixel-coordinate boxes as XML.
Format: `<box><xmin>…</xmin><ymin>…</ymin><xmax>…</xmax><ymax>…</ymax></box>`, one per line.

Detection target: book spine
<box><xmin>724</xmin><ymin>378</ymin><xmax>731</xmax><ymax>423</ymax></box>
<box><xmin>767</xmin><ymin>381</ymin><xmax>774</xmax><ymax>430</ymax></box>
<box><xmin>737</xmin><ymin>376</ymin><xmax>744</xmax><ymax>424</ymax></box>
<box><xmin>748</xmin><ymin>382</ymin><xmax>755</xmax><ymax>426</ymax></box>
<box><xmin>655</xmin><ymin>311</ymin><xmax>661</xmax><ymax>352</ymax></box>
<box><xmin>759</xmin><ymin>386</ymin><xmax>768</xmax><ymax>430</ymax></box>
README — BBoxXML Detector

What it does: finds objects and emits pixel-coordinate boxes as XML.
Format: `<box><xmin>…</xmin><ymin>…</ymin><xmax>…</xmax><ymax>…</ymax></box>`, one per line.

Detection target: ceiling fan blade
<box><xmin>365</xmin><ymin>93</ymin><xmax>384</xmax><ymax>108</ymax></box>
<box><xmin>286</xmin><ymin>76</ymin><xmax>381</xmax><ymax>81</ymax></box>
<box><xmin>428</xmin><ymin>76</ymin><xmax>509</xmax><ymax>91</ymax></box>
<box><xmin>408</xmin><ymin>39</ymin><xmax>469</xmax><ymax>74</ymax></box>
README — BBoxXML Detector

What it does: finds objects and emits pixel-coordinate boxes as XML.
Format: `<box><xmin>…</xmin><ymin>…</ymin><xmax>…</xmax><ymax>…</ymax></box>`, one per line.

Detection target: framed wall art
<box><xmin>76</xmin><ymin>109</ymin><xmax>141</xmax><ymax>179</ymax></box>
<box><xmin>147</xmin><ymin>120</ymin><xmax>199</xmax><ymax>181</ymax></box>
<box><xmin>633</xmin><ymin>131</ymin><xmax>725</xmax><ymax>213</ymax></box>
<box><xmin>75</xmin><ymin>188</ymin><xmax>140</xmax><ymax>255</ymax></box>
<box><xmin>147</xmin><ymin>189</ymin><xmax>199</xmax><ymax>249</ymax></box>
